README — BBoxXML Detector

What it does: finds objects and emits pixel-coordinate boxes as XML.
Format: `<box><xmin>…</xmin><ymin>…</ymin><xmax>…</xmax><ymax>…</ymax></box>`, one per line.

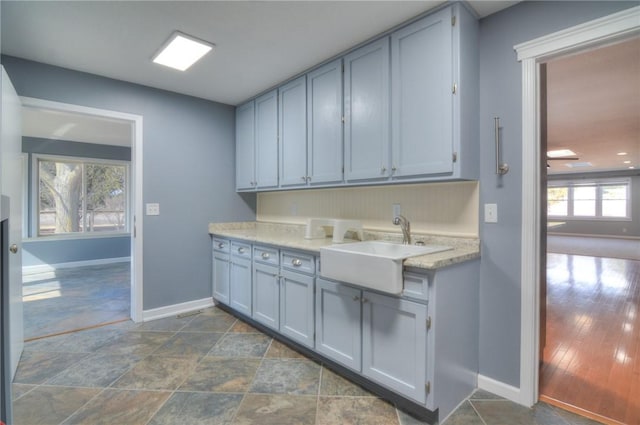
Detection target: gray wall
<box><xmin>478</xmin><ymin>1</ymin><xmax>636</xmax><ymax>387</ymax></box>
<box><xmin>3</xmin><ymin>56</ymin><xmax>256</xmax><ymax>309</ymax></box>
<box><xmin>22</xmin><ymin>137</ymin><xmax>132</xmax><ymax>266</ymax></box>
<box><xmin>547</xmin><ymin>171</ymin><xmax>640</xmax><ymax>238</ymax></box>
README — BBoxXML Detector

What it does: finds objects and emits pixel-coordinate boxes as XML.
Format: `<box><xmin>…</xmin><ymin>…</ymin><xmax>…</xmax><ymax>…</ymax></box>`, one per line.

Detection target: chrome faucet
<box><xmin>393</xmin><ymin>215</ymin><xmax>411</xmax><ymax>245</ymax></box>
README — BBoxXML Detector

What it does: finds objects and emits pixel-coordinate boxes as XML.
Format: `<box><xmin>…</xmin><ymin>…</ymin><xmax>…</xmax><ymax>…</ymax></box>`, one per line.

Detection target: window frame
<box><xmin>31</xmin><ymin>154</ymin><xmax>131</xmax><ymax>240</ymax></box>
<box><xmin>547</xmin><ymin>177</ymin><xmax>632</xmax><ymax>221</ymax></box>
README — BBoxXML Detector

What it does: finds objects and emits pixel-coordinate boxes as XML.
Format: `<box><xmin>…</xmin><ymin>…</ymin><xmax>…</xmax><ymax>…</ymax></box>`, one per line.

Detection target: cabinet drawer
<box><xmin>212</xmin><ymin>238</ymin><xmax>230</xmax><ymax>253</ymax></box>
<box><xmin>281</xmin><ymin>250</ymin><xmax>315</xmax><ymax>275</ymax></box>
<box><xmin>231</xmin><ymin>241</ymin><xmax>252</xmax><ymax>258</ymax></box>
<box><xmin>253</xmin><ymin>245</ymin><xmax>280</xmax><ymax>266</ymax></box>
<box><xmin>402</xmin><ymin>271</ymin><xmax>429</xmax><ymax>301</ymax></box>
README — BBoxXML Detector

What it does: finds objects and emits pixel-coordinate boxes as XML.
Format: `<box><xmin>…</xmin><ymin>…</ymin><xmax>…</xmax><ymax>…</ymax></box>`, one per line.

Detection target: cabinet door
<box><xmin>235</xmin><ymin>101</ymin><xmax>256</xmax><ymax>190</ymax></box>
<box><xmin>252</xmin><ymin>263</ymin><xmax>280</xmax><ymax>330</ymax></box>
<box><xmin>315</xmin><ymin>278</ymin><xmax>361</xmax><ymax>371</ymax></box>
<box><xmin>280</xmin><ymin>270</ymin><xmax>314</xmax><ymax>348</ymax></box>
<box><xmin>230</xmin><ymin>257</ymin><xmax>252</xmax><ymax>316</ymax></box>
<box><xmin>362</xmin><ymin>291</ymin><xmax>427</xmax><ymax>403</ymax></box>
<box><xmin>279</xmin><ymin>76</ymin><xmax>308</xmax><ymax>188</ymax></box>
<box><xmin>391</xmin><ymin>8</ymin><xmax>453</xmax><ymax>178</ymax></box>
<box><xmin>255</xmin><ymin>90</ymin><xmax>279</xmax><ymax>189</ymax></box>
<box><xmin>344</xmin><ymin>38</ymin><xmax>390</xmax><ymax>182</ymax></box>
<box><xmin>212</xmin><ymin>252</ymin><xmax>230</xmax><ymax>305</ymax></box>
<box><xmin>307</xmin><ymin>59</ymin><xmax>344</xmax><ymax>185</ymax></box>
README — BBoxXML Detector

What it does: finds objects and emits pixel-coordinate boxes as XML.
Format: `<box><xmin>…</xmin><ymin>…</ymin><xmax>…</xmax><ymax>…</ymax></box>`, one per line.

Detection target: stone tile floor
<box><xmin>22</xmin><ymin>262</ymin><xmax>130</xmax><ymax>339</ymax></box>
<box><xmin>12</xmin><ymin>306</ymin><xmax>603</xmax><ymax>425</ymax></box>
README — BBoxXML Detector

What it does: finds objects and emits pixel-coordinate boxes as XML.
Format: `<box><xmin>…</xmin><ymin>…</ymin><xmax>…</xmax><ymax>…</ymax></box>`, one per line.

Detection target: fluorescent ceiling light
<box><xmin>153</xmin><ymin>31</ymin><xmax>214</xmax><ymax>71</ymax></box>
<box><xmin>547</xmin><ymin>149</ymin><xmax>576</xmax><ymax>158</ymax></box>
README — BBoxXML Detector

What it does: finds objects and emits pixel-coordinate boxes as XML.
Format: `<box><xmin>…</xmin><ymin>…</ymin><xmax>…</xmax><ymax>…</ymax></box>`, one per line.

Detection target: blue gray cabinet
<box><xmin>229</xmin><ymin>243</ymin><xmax>252</xmax><ymax>316</ymax></box>
<box><xmin>235</xmin><ymin>101</ymin><xmax>256</xmax><ymax>190</ymax></box>
<box><xmin>279</xmin><ymin>76</ymin><xmax>308</xmax><ymax>188</ymax></box>
<box><xmin>280</xmin><ymin>269</ymin><xmax>314</xmax><ymax>349</ymax></box>
<box><xmin>255</xmin><ymin>90</ymin><xmax>279</xmax><ymax>189</ymax></box>
<box><xmin>315</xmin><ymin>278</ymin><xmax>362</xmax><ymax>371</ymax></box>
<box><xmin>344</xmin><ymin>38</ymin><xmax>390</xmax><ymax>182</ymax></box>
<box><xmin>212</xmin><ymin>238</ymin><xmax>230</xmax><ymax>305</ymax></box>
<box><xmin>252</xmin><ymin>262</ymin><xmax>280</xmax><ymax>330</ymax></box>
<box><xmin>362</xmin><ymin>291</ymin><xmax>427</xmax><ymax>404</ymax></box>
<box><xmin>391</xmin><ymin>7</ymin><xmax>453</xmax><ymax>179</ymax></box>
<box><xmin>307</xmin><ymin>59</ymin><xmax>344</xmax><ymax>185</ymax></box>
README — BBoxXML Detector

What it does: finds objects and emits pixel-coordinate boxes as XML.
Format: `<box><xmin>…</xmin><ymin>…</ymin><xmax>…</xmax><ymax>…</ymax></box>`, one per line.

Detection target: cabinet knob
<box><xmin>353</xmin><ymin>295</ymin><xmax>360</xmax><ymax>302</ymax></box>
<box><xmin>217</xmin><ymin>242</ymin><xmax>225</xmax><ymax>249</ymax></box>
<box><xmin>381</xmin><ymin>166</ymin><xmax>386</xmax><ymax>174</ymax></box>
<box><xmin>9</xmin><ymin>244</ymin><xmax>18</xmax><ymax>254</ymax></box>
<box><xmin>306</xmin><ymin>176</ymin><xmax>311</xmax><ymax>182</ymax></box>
<box><xmin>261</xmin><ymin>252</ymin><xmax>270</xmax><ymax>260</ymax></box>
<box><xmin>301</xmin><ymin>176</ymin><xmax>307</xmax><ymax>181</ymax></box>
<box><xmin>362</xmin><ymin>298</ymin><xmax>369</xmax><ymax>304</ymax></box>
<box><xmin>391</xmin><ymin>166</ymin><xmax>397</xmax><ymax>174</ymax></box>
<box><xmin>238</xmin><ymin>247</ymin><xmax>246</xmax><ymax>254</ymax></box>
<box><xmin>291</xmin><ymin>258</ymin><xmax>302</xmax><ymax>267</ymax></box>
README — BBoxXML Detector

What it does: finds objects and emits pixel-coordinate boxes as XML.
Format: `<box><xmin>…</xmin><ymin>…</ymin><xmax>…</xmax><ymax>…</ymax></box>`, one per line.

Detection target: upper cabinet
<box><xmin>235</xmin><ymin>3</ymin><xmax>478</xmax><ymax>192</ymax></box>
<box><xmin>344</xmin><ymin>38</ymin><xmax>390</xmax><ymax>183</ymax></box>
<box><xmin>307</xmin><ymin>59</ymin><xmax>344</xmax><ymax>186</ymax></box>
<box><xmin>391</xmin><ymin>8</ymin><xmax>453</xmax><ymax>179</ymax></box>
<box><xmin>255</xmin><ymin>90</ymin><xmax>279</xmax><ymax>189</ymax></box>
<box><xmin>235</xmin><ymin>101</ymin><xmax>255</xmax><ymax>191</ymax></box>
<box><xmin>279</xmin><ymin>76</ymin><xmax>308</xmax><ymax>188</ymax></box>
<box><xmin>236</xmin><ymin>90</ymin><xmax>279</xmax><ymax>191</ymax></box>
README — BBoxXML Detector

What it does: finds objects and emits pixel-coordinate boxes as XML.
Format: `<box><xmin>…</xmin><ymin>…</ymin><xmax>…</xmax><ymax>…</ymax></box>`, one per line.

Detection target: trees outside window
<box><xmin>37</xmin><ymin>157</ymin><xmax>128</xmax><ymax>236</ymax></box>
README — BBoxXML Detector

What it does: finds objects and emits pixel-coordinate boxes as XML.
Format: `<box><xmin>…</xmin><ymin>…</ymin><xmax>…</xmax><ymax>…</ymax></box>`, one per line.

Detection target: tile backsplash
<box><xmin>257</xmin><ymin>181</ymin><xmax>479</xmax><ymax>237</ymax></box>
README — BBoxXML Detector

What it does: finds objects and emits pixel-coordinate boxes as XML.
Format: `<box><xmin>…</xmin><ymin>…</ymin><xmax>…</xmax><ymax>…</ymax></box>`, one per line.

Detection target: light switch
<box><xmin>146</xmin><ymin>203</ymin><xmax>160</xmax><ymax>216</ymax></box>
<box><xmin>484</xmin><ymin>203</ymin><xmax>498</xmax><ymax>223</ymax></box>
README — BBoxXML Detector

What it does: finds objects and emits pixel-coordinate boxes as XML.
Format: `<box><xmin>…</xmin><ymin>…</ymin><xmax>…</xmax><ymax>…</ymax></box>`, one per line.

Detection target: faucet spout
<box><xmin>393</xmin><ymin>215</ymin><xmax>411</xmax><ymax>245</ymax></box>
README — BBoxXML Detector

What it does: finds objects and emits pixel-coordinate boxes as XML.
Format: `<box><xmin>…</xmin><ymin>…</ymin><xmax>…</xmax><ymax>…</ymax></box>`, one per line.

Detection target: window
<box><xmin>547</xmin><ymin>178</ymin><xmax>631</xmax><ymax>220</ymax></box>
<box><xmin>36</xmin><ymin>156</ymin><xmax>129</xmax><ymax>236</ymax></box>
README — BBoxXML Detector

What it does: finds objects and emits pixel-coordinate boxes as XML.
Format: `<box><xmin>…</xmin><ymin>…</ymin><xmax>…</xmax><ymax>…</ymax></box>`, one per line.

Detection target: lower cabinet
<box><xmin>280</xmin><ymin>270</ymin><xmax>315</xmax><ymax>348</ymax></box>
<box><xmin>362</xmin><ymin>291</ymin><xmax>427</xmax><ymax>404</ymax></box>
<box><xmin>230</xmin><ymin>257</ymin><xmax>252</xmax><ymax>316</ymax></box>
<box><xmin>252</xmin><ymin>262</ymin><xmax>280</xmax><ymax>330</ymax></box>
<box><xmin>212</xmin><ymin>251</ymin><xmax>230</xmax><ymax>305</ymax></box>
<box><xmin>315</xmin><ymin>278</ymin><xmax>362</xmax><ymax>371</ymax></box>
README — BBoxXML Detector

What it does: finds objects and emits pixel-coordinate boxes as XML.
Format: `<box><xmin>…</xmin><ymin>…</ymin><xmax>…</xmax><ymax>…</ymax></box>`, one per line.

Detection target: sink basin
<box><xmin>319</xmin><ymin>241</ymin><xmax>452</xmax><ymax>294</ymax></box>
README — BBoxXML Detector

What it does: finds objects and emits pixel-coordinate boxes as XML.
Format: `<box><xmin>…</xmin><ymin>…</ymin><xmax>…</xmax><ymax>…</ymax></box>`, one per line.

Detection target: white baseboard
<box><xmin>477</xmin><ymin>374</ymin><xmax>527</xmax><ymax>406</ymax></box>
<box><xmin>142</xmin><ymin>297</ymin><xmax>214</xmax><ymax>322</ymax></box>
<box><xmin>22</xmin><ymin>256</ymin><xmax>131</xmax><ymax>275</ymax></box>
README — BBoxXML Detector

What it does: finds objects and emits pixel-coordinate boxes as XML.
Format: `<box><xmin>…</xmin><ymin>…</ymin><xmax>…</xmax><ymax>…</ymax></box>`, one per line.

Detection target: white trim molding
<box><xmin>142</xmin><ymin>297</ymin><xmax>215</xmax><ymax>322</ymax></box>
<box><xmin>514</xmin><ymin>5</ymin><xmax>640</xmax><ymax>408</ymax></box>
<box><xmin>477</xmin><ymin>374</ymin><xmax>522</xmax><ymax>402</ymax></box>
<box><xmin>20</xmin><ymin>96</ymin><xmax>145</xmax><ymax>323</ymax></box>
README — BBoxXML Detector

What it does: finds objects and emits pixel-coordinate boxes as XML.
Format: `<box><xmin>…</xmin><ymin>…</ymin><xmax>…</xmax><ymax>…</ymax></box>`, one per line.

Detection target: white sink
<box><xmin>319</xmin><ymin>241</ymin><xmax>452</xmax><ymax>294</ymax></box>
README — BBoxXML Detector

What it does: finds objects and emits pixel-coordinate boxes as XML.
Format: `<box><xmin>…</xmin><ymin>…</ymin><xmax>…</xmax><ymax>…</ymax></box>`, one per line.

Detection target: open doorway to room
<box><xmin>539</xmin><ymin>37</ymin><xmax>640</xmax><ymax>424</ymax></box>
<box><xmin>19</xmin><ymin>100</ymin><xmax>143</xmax><ymax>340</ymax></box>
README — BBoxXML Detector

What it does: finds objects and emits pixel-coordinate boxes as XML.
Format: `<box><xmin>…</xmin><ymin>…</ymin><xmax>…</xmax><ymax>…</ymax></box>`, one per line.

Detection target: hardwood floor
<box><xmin>540</xmin><ymin>253</ymin><xmax>640</xmax><ymax>425</ymax></box>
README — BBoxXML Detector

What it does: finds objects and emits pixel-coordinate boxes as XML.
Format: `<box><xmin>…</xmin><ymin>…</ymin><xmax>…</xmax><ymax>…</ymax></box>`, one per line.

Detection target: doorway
<box><xmin>514</xmin><ymin>4</ymin><xmax>640</xmax><ymax>415</ymax></box>
<box><xmin>19</xmin><ymin>97</ymin><xmax>144</xmax><ymax>329</ymax></box>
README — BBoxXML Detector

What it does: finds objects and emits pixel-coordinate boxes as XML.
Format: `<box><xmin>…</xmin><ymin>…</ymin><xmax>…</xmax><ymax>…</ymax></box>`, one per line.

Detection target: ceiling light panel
<box><xmin>153</xmin><ymin>31</ymin><xmax>214</xmax><ymax>71</ymax></box>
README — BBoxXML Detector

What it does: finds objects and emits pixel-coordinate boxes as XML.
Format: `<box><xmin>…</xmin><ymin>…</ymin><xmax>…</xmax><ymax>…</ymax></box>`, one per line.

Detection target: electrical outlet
<box><xmin>484</xmin><ymin>203</ymin><xmax>497</xmax><ymax>223</ymax></box>
<box><xmin>392</xmin><ymin>203</ymin><xmax>401</xmax><ymax>219</ymax></box>
<box><xmin>146</xmin><ymin>203</ymin><xmax>160</xmax><ymax>216</ymax></box>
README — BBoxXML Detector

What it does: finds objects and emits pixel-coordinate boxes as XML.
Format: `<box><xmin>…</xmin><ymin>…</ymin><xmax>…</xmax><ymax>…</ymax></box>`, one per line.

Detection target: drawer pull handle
<box><xmin>261</xmin><ymin>252</ymin><xmax>270</xmax><ymax>260</ymax></box>
<box><xmin>238</xmin><ymin>247</ymin><xmax>246</xmax><ymax>254</ymax></box>
<box><xmin>217</xmin><ymin>242</ymin><xmax>224</xmax><ymax>249</ymax></box>
<box><xmin>362</xmin><ymin>298</ymin><xmax>369</xmax><ymax>304</ymax></box>
<box><xmin>291</xmin><ymin>258</ymin><xmax>302</xmax><ymax>267</ymax></box>
<box><xmin>353</xmin><ymin>295</ymin><xmax>360</xmax><ymax>302</ymax></box>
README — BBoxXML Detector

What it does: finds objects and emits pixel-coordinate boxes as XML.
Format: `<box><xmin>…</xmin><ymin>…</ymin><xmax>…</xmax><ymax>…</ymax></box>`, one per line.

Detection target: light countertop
<box><xmin>209</xmin><ymin>221</ymin><xmax>480</xmax><ymax>270</ymax></box>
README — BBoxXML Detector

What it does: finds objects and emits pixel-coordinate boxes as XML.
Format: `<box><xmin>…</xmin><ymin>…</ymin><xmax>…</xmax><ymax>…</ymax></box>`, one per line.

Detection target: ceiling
<box><xmin>546</xmin><ymin>37</ymin><xmax>640</xmax><ymax>175</ymax></box>
<box><xmin>1</xmin><ymin>1</ymin><xmax>517</xmax><ymax>107</ymax></box>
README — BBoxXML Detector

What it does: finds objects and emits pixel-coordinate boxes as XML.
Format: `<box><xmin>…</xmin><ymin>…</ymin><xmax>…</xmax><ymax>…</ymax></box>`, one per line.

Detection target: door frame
<box><xmin>20</xmin><ymin>97</ymin><xmax>144</xmax><ymax>322</ymax></box>
<box><xmin>514</xmin><ymin>6</ymin><xmax>640</xmax><ymax>407</ymax></box>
